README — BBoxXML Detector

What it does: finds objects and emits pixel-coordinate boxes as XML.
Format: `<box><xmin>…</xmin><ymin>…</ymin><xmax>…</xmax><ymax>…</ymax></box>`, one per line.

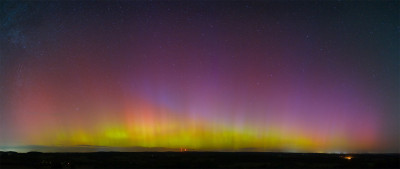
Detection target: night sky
<box><xmin>0</xmin><ymin>1</ymin><xmax>399</xmax><ymax>153</ymax></box>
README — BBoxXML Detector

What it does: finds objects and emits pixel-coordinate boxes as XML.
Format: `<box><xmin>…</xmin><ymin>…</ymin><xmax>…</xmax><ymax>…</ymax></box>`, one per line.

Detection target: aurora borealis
<box><xmin>0</xmin><ymin>1</ymin><xmax>399</xmax><ymax>153</ymax></box>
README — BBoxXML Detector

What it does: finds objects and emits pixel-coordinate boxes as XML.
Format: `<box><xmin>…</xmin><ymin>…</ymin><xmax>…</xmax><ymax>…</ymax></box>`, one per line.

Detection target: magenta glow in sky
<box><xmin>0</xmin><ymin>1</ymin><xmax>399</xmax><ymax>153</ymax></box>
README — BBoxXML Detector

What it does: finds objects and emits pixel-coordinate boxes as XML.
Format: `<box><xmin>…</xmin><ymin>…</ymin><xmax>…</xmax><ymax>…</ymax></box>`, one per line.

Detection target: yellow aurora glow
<box><xmin>26</xmin><ymin>115</ymin><xmax>361</xmax><ymax>152</ymax></box>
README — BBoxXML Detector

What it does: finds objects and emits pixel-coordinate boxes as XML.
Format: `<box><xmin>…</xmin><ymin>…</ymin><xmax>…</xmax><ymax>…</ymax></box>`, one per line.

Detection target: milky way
<box><xmin>0</xmin><ymin>1</ymin><xmax>398</xmax><ymax>153</ymax></box>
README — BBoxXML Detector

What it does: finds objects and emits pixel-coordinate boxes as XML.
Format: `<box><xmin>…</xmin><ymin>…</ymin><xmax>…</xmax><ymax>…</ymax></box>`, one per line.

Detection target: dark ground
<box><xmin>0</xmin><ymin>151</ymin><xmax>399</xmax><ymax>169</ymax></box>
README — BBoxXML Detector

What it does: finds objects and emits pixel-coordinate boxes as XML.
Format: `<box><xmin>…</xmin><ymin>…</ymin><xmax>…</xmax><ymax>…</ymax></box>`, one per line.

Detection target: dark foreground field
<box><xmin>1</xmin><ymin>151</ymin><xmax>399</xmax><ymax>169</ymax></box>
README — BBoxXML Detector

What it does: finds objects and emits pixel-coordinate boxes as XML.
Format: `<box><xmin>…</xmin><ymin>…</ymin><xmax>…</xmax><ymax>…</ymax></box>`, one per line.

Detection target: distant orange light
<box><xmin>343</xmin><ymin>156</ymin><xmax>353</xmax><ymax>160</ymax></box>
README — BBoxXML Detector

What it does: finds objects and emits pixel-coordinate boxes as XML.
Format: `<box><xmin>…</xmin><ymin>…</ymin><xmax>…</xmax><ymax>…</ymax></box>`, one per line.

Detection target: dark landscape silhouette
<box><xmin>1</xmin><ymin>151</ymin><xmax>399</xmax><ymax>169</ymax></box>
